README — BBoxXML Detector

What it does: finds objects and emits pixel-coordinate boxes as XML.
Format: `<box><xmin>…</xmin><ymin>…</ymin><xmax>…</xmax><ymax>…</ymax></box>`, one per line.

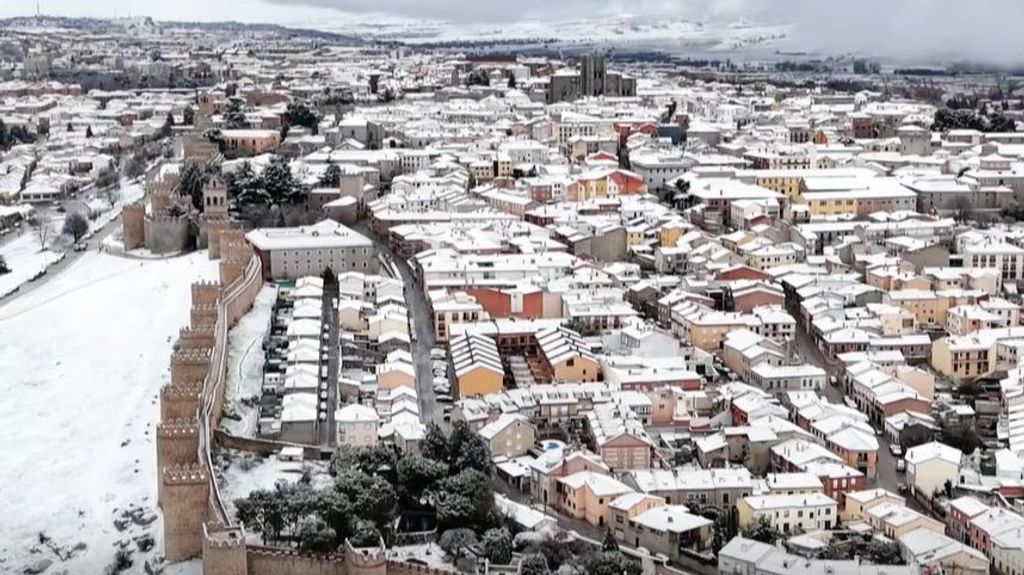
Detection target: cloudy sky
<box><xmin>13</xmin><ymin>0</ymin><xmax>1024</xmax><ymax>65</ymax></box>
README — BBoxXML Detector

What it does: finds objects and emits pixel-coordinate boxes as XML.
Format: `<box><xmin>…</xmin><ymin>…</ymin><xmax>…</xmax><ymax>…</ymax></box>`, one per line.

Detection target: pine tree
<box><xmin>223</xmin><ymin>97</ymin><xmax>248</xmax><ymax>129</ymax></box>
<box><xmin>601</xmin><ymin>527</ymin><xmax>618</xmax><ymax>551</ymax></box>
<box><xmin>177</xmin><ymin>162</ymin><xmax>208</xmax><ymax>212</ymax></box>
<box><xmin>320</xmin><ymin>162</ymin><xmax>342</xmax><ymax>187</ymax></box>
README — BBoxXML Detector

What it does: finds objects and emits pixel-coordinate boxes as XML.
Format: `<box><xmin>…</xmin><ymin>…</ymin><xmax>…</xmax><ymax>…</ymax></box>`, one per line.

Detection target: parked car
<box><xmin>436</xmin><ymin>394</ymin><xmax>453</xmax><ymax>403</ymax></box>
<box><xmin>896</xmin><ymin>459</ymin><xmax>906</xmax><ymax>473</ymax></box>
<box><xmin>73</xmin><ymin>242</ymin><xmax>88</xmax><ymax>252</ymax></box>
<box><xmin>889</xmin><ymin>444</ymin><xmax>903</xmax><ymax>457</ymax></box>
<box><xmin>430</xmin><ymin>349</ymin><xmax>446</xmax><ymax>360</ymax></box>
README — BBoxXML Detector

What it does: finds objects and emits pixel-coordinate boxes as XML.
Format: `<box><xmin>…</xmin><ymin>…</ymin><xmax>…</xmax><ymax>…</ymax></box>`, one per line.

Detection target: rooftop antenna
<box><xmin>35</xmin><ymin>0</ymin><xmax>40</xmax><ymax>17</ymax></box>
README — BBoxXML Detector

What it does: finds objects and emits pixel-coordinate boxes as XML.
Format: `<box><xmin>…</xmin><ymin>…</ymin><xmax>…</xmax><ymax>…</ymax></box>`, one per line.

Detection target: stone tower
<box><xmin>156</xmin><ymin>418</ymin><xmax>199</xmax><ymax>506</ymax></box>
<box><xmin>122</xmin><ymin>202</ymin><xmax>145</xmax><ymax>250</ymax></box>
<box><xmin>203</xmin><ymin>178</ymin><xmax>229</xmax><ymax>219</ymax></box>
<box><xmin>161</xmin><ymin>463</ymin><xmax>210</xmax><ymax>561</ymax></box>
<box><xmin>202</xmin><ymin>523</ymin><xmax>248</xmax><ymax>575</ymax></box>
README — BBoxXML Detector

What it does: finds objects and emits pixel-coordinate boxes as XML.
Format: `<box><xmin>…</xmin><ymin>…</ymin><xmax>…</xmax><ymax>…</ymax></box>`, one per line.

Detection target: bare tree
<box><xmin>32</xmin><ymin>216</ymin><xmax>52</xmax><ymax>250</ymax></box>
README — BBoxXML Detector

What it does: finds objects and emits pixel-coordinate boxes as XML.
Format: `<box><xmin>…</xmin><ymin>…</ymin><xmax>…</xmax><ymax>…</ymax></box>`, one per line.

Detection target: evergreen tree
<box><xmin>422</xmin><ymin>422</ymin><xmax>450</xmax><ymax>463</ymax></box>
<box><xmin>177</xmin><ymin>162</ymin><xmax>209</xmax><ymax>212</ymax></box>
<box><xmin>743</xmin><ymin>516</ymin><xmax>782</xmax><ymax>545</ymax></box>
<box><xmin>85</xmin><ymin>125</ymin><xmax>94</xmax><ymax>138</ymax></box>
<box><xmin>396</xmin><ymin>455</ymin><xmax>448</xmax><ymax>507</ymax></box>
<box><xmin>584</xmin><ymin>552</ymin><xmax>641</xmax><ymax>575</ymax></box>
<box><xmin>261</xmin><ymin>155</ymin><xmax>305</xmax><ymax>206</ymax></box>
<box><xmin>483</xmin><ymin>528</ymin><xmax>513</xmax><ymax>564</ymax></box>
<box><xmin>863</xmin><ymin>539</ymin><xmax>905</xmax><ymax>565</ymax></box>
<box><xmin>448</xmin><ymin>419</ymin><xmax>492</xmax><ymax>475</ymax></box>
<box><xmin>227</xmin><ymin>161</ymin><xmax>269</xmax><ymax>206</ymax></box>
<box><xmin>520</xmin><ymin>554</ymin><xmax>550</xmax><ymax>575</ymax></box>
<box><xmin>601</xmin><ymin>528</ymin><xmax>618</xmax><ymax>552</ymax></box>
<box><xmin>223</xmin><ymin>97</ymin><xmax>249</xmax><ymax>129</ymax></box>
<box><xmin>286</xmin><ymin>99</ymin><xmax>320</xmax><ymax>134</ymax></box>
<box><xmin>183</xmin><ymin>105</ymin><xmax>195</xmax><ymax>125</ymax></box>
<box><xmin>439</xmin><ymin>528</ymin><xmax>478</xmax><ymax>561</ymax></box>
<box><xmin>429</xmin><ymin>469</ymin><xmax>495</xmax><ymax>531</ymax></box>
<box><xmin>0</xmin><ymin>255</ymin><xmax>10</xmax><ymax>275</ymax></box>
<box><xmin>320</xmin><ymin>162</ymin><xmax>342</xmax><ymax>187</ymax></box>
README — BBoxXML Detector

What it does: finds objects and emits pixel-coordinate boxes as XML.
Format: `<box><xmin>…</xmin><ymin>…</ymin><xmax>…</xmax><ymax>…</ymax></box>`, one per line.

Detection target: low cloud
<box><xmin>263</xmin><ymin>0</ymin><xmax>1024</xmax><ymax>65</ymax></box>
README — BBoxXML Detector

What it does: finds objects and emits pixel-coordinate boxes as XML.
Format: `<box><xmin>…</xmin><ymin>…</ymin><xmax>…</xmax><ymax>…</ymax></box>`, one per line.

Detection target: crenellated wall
<box><xmin>170</xmin><ymin>348</ymin><xmax>212</xmax><ymax>386</ymax></box>
<box><xmin>159</xmin><ymin>242</ymin><xmax>462</xmax><ymax>575</ymax></box>
<box><xmin>160</xmin><ymin>383</ymin><xmax>203</xmax><ymax>421</ymax></box>
<box><xmin>158</xmin><ymin>244</ymin><xmax>263</xmax><ymax>563</ymax></box>
<box><xmin>248</xmin><ymin>547</ymin><xmax>347</xmax><ymax>575</ymax></box>
<box><xmin>178</xmin><ymin>325</ymin><xmax>217</xmax><ymax>351</ymax></box>
<box><xmin>156</xmin><ymin>419</ymin><xmax>200</xmax><ymax>501</ymax></box>
<box><xmin>200</xmin><ymin>525</ymin><xmax>456</xmax><ymax>575</ymax></box>
<box><xmin>203</xmin><ymin>523</ymin><xmax>248</xmax><ymax>575</ymax></box>
<box><xmin>162</xmin><ymin>463</ymin><xmax>210</xmax><ymax>561</ymax></box>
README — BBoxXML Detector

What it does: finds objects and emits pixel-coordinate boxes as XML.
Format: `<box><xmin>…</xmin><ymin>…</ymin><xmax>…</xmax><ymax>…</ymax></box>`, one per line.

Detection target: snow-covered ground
<box><xmin>215</xmin><ymin>451</ymin><xmax>331</xmax><ymax>525</ymax></box>
<box><xmin>0</xmin><ymin>250</ymin><xmax>218</xmax><ymax>574</ymax></box>
<box><xmin>220</xmin><ymin>286</ymin><xmax>277</xmax><ymax>437</ymax></box>
<box><xmin>0</xmin><ymin>179</ymin><xmax>145</xmax><ymax>299</ymax></box>
<box><xmin>0</xmin><ymin>229</ymin><xmax>63</xmax><ymax>298</ymax></box>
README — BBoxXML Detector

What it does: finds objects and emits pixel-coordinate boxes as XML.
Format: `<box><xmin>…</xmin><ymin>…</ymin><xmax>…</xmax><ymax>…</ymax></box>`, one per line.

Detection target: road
<box><xmin>353</xmin><ymin>221</ymin><xmax>440</xmax><ymax>423</ymax></box>
<box><xmin>0</xmin><ymin>204</ymin><xmax>123</xmax><ymax>306</ymax></box>
<box><xmin>320</xmin><ymin>280</ymin><xmax>341</xmax><ymax>445</ymax></box>
<box><xmin>793</xmin><ymin>321</ymin><xmax>904</xmax><ymax>494</ymax></box>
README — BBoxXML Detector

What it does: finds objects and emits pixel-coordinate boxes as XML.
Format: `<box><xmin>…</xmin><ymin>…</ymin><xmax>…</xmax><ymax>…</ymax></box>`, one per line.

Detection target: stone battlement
<box><xmin>192</xmin><ymin>281</ymin><xmax>223</xmax><ymax>306</ymax></box>
<box><xmin>178</xmin><ymin>325</ymin><xmax>217</xmax><ymax>351</ymax></box>
<box><xmin>157</xmin><ymin>418</ymin><xmax>199</xmax><ymax>437</ymax></box>
<box><xmin>160</xmin><ymin>383</ymin><xmax>203</xmax><ymax>421</ymax></box>
<box><xmin>180</xmin><ymin>324</ymin><xmax>216</xmax><ymax>337</ymax></box>
<box><xmin>162</xmin><ymin>463</ymin><xmax>208</xmax><ymax>485</ymax></box>
<box><xmin>248</xmin><ymin>547</ymin><xmax>347</xmax><ymax>563</ymax></box>
<box><xmin>347</xmin><ymin>541</ymin><xmax>387</xmax><ymax>564</ymax></box>
<box><xmin>171</xmin><ymin>348</ymin><xmax>213</xmax><ymax>362</ymax></box>
<box><xmin>203</xmin><ymin>523</ymin><xmax>246</xmax><ymax>549</ymax></box>
<box><xmin>161</xmin><ymin>382</ymin><xmax>203</xmax><ymax>400</ymax></box>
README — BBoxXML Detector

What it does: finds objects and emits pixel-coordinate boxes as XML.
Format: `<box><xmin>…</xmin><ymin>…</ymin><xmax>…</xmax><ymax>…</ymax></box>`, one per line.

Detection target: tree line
<box><xmin>233</xmin><ymin>421</ymin><xmax>501</xmax><ymax>552</ymax></box>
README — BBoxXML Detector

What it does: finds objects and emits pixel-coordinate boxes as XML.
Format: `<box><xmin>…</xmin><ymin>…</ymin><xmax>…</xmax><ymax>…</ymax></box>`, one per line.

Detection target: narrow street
<box><xmin>793</xmin><ymin>322</ymin><xmax>904</xmax><ymax>495</ymax></box>
<box><xmin>320</xmin><ymin>279</ymin><xmax>340</xmax><ymax>446</ymax></box>
<box><xmin>354</xmin><ymin>221</ymin><xmax>440</xmax><ymax>423</ymax></box>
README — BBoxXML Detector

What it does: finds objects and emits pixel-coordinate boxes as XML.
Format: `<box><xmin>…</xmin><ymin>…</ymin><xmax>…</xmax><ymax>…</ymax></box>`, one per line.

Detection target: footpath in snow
<box><xmin>0</xmin><ymin>250</ymin><xmax>217</xmax><ymax>574</ymax></box>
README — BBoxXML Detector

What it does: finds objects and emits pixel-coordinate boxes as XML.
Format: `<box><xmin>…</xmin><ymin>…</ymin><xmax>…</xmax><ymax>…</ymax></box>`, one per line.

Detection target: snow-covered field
<box><xmin>0</xmin><ymin>251</ymin><xmax>217</xmax><ymax>574</ymax></box>
<box><xmin>0</xmin><ymin>230</ymin><xmax>63</xmax><ymax>298</ymax></box>
<box><xmin>220</xmin><ymin>286</ymin><xmax>277</xmax><ymax>437</ymax></box>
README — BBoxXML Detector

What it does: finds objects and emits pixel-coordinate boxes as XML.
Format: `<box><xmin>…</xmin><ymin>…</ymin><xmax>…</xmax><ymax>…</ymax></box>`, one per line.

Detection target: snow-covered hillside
<box><xmin>0</xmin><ymin>252</ymin><xmax>217</xmax><ymax>574</ymax></box>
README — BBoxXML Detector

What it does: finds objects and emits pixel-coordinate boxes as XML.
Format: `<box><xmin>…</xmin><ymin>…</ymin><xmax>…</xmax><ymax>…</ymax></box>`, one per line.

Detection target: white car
<box><xmin>430</xmin><ymin>349</ymin><xmax>447</xmax><ymax>360</ymax></box>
